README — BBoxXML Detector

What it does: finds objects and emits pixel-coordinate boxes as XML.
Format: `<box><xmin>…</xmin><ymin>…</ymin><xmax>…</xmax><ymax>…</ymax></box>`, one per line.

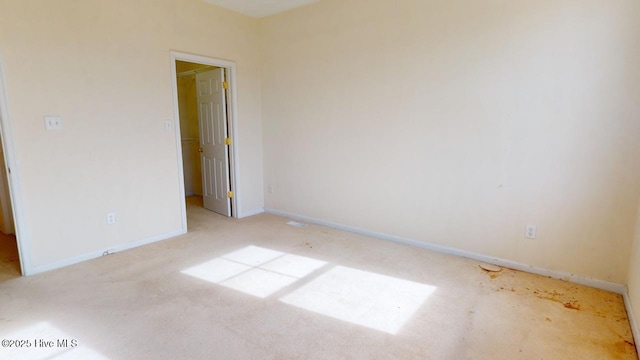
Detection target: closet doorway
<box><xmin>172</xmin><ymin>53</ymin><xmax>238</xmax><ymax>221</ymax></box>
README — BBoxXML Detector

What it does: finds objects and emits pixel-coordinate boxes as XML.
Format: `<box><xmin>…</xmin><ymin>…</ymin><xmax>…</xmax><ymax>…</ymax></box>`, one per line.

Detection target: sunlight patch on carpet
<box><xmin>280</xmin><ymin>266</ymin><xmax>436</xmax><ymax>334</ymax></box>
<box><xmin>181</xmin><ymin>245</ymin><xmax>326</xmax><ymax>298</ymax></box>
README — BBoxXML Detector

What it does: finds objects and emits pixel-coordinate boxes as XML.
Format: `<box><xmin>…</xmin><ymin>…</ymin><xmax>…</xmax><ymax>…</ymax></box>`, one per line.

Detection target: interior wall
<box><xmin>177</xmin><ymin>74</ymin><xmax>202</xmax><ymax>196</ymax></box>
<box><xmin>176</xmin><ymin>62</ymin><xmax>206</xmax><ymax>196</ymax></box>
<box><xmin>176</xmin><ymin>61</ymin><xmax>213</xmax><ymax>74</ymax></box>
<box><xmin>0</xmin><ymin>0</ymin><xmax>264</xmax><ymax>270</ymax></box>
<box><xmin>259</xmin><ymin>0</ymin><xmax>640</xmax><ymax>283</ymax></box>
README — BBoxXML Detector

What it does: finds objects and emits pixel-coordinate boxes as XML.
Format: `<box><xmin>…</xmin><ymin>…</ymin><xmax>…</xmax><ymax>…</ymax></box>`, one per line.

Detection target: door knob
<box><xmin>198</xmin><ymin>147</ymin><xmax>204</xmax><ymax>153</ymax></box>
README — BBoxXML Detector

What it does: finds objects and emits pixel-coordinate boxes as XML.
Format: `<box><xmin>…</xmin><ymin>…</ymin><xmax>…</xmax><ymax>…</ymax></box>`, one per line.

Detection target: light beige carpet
<box><xmin>0</xmin><ymin>197</ymin><xmax>636</xmax><ymax>359</ymax></box>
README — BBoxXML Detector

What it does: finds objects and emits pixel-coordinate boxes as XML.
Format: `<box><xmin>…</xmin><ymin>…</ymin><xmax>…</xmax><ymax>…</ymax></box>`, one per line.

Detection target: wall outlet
<box><xmin>44</xmin><ymin>116</ymin><xmax>62</xmax><ymax>131</ymax></box>
<box><xmin>164</xmin><ymin>120</ymin><xmax>173</xmax><ymax>131</ymax></box>
<box><xmin>106</xmin><ymin>212</ymin><xmax>116</xmax><ymax>225</ymax></box>
<box><xmin>525</xmin><ymin>224</ymin><xmax>537</xmax><ymax>239</ymax></box>
<box><xmin>268</xmin><ymin>184</ymin><xmax>274</xmax><ymax>194</ymax></box>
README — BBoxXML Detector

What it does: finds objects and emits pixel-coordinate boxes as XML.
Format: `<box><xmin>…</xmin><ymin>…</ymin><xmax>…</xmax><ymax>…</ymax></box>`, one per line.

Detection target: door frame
<box><xmin>0</xmin><ymin>51</ymin><xmax>30</xmax><ymax>275</ymax></box>
<box><xmin>170</xmin><ymin>51</ymin><xmax>240</xmax><ymax>225</ymax></box>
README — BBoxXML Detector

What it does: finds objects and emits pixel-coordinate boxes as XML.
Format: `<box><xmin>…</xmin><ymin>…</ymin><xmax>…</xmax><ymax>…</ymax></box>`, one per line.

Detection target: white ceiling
<box><xmin>204</xmin><ymin>0</ymin><xmax>319</xmax><ymax>18</ymax></box>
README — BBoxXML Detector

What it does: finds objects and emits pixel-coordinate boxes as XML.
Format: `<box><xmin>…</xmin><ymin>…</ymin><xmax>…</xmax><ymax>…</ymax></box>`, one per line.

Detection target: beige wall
<box><xmin>628</xmin><ymin>199</ymin><xmax>640</xmax><ymax>334</ymax></box>
<box><xmin>0</xmin><ymin>0</ymin><xmax>264</xmax><ymax>270</ymax></box>
<box><xmin>1</xmin><ymin>0</ymin><xmax>638</xmax><ymax>286</ymax></box>
<box><xmin>259</xmin><ymin>0</ymin><xmax>640</xmax><ymax>283</ymax></box>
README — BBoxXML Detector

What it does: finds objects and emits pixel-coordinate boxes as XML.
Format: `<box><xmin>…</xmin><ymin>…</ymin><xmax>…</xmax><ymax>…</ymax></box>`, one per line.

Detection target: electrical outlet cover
<box><xmin>525</xmin><ymin>224</ymin><xmax>537</xmax><ymax>239</ymax></box>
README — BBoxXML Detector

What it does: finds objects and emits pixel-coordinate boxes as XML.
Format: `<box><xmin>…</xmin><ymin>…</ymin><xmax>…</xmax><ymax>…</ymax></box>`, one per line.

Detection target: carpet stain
<box><xmin>599</xmin><ymin>340</ymin><xmax>636</xmax><ymax>359</ymax></box>
<box><xmin>531</xmin><ymin>289</ymin><xmax>581</xmax><ymax>310</ymax></box>
<box><xmin>484</xmin><ymin>268</ymin><xmax>587</xmax><ymax>312</ymax></box>
<box><xmin>608</xmin><ymin>331</ymin><xmax>638</xmax><ymax>357</ymax></box>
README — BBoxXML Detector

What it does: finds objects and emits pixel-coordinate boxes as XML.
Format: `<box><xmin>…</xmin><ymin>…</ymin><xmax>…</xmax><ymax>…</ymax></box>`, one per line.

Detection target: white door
<box><xmin>196</xmin><ymin>68</ymin><xmax>231</xmax><ymax>216</ymax></box>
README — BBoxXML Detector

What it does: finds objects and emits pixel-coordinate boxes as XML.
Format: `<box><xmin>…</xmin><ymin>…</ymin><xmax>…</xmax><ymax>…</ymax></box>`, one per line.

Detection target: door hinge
<box><xmin>222</xmin><ymin>81</ymin><xmax>229</xmax><ymax>90</ymax></box>
<box><xmin>227</xmin><ymin>191</ymin><xmax>234</xmax><ymax>198</ymax></box>
<box><xmin>225</xmin><ymin>137</ymin><xmax>232</xmax><ymax>145</ymax></box>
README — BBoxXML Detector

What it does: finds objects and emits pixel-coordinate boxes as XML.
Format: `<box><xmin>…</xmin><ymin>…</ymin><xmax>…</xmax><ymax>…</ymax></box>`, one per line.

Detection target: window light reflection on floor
<box><xmin>181</xmin><ymin>245</ymin><xmax>327</xmax><ymax>298</ymax></box>
<box><xmin>0</xmin><ymin>322</ymin><xmax>109</xmax><ymax>360</ymax></box>
<box><xmin>280</xmin><ymin>266</ymin><xmax>436</xmax><ymax>334</ymax></box>
<box><xmin>181</xmin><ymin>245</ymin><xmax>436</xmax><ymax>335</ymax></box>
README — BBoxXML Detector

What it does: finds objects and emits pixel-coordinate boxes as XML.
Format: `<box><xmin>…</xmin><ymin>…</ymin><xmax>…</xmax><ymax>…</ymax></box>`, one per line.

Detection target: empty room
<box><xmin>1</xmin><ymin>0</ymin><xmax>639</xmax><ymax>359</ymax></box>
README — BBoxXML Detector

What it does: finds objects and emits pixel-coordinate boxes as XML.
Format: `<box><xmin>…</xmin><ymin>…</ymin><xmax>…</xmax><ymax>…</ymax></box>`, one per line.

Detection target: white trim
<box><xmin>30</xmin><ymin>229</ymin><xmax>186</xmax><ymax>275</ymax></box>
<box><xmin>169</xmin><ymin>51</ymin><xmax>240</xmax><ymax>220</ymax></box>
<box><xmin>264</xmin><ymin>208</ymin><xmax>626</xmax><ymax>294</ymax></box>
<box><xmin>227</xmin><ymin>64</ymin><xmax>242</xmax><ymax>218</ymax></box>
<box><xmin>623</xmin><ymin>289</ymin><xmax>640</xmax><ymax>352</ymax></box>
<box><xmin>169</xmin><ymin>54</ymin><xmax>188</xmax><ymax>234</ymax></box>
<box><xmin>0</xmin><ymin>51</ymin><xmax>32</xmax><ymax>275</ymax></box>
<box><xmin>0</xmin><ymin>150</ymin><xmax>14</xmax><ymax>235</ymax></box>
<box><xmin>240</xmin><ymin>208</ymin><xmax>264</xmax><ymax>218</ymax></box>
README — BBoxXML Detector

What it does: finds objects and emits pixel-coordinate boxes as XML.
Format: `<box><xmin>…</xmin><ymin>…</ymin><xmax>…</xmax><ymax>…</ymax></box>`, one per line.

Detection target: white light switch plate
<box><xmin>44</xmin><ymin>116</ymin><xmax>62</xmax><ymax>131</ymax></box>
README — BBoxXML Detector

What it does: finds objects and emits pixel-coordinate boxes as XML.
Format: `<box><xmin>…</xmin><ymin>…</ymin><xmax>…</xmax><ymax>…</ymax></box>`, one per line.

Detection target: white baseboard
<box><xmin>264</xmin><ymin>208</ymin><xmax>626</xmax><ymax>294</ymax></box>
<box><xmin>29</xmin><ymin>229</ymin><xmax>186</xmax><ymax>275</ymax></box>
<box><xmin>240</xmin><ymin>207</ymin><xmax>264</xmax><ymax>218</ymax></box>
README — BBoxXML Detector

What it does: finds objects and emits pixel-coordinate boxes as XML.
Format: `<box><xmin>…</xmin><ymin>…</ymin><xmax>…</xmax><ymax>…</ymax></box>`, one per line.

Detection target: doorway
<box><xmin>171</xmin><ymin>52</ymin><xmax>239</xmax><ymax>224</ymax></box>
<box><xmin>0</xmin><ymin>132</ymin><xmax>18</xmax><ymax>281</ymax></box>
<box><xmin>0</xmin><ymin>55</ymin><xmax>22</xmax><ymax>279</ymax></box>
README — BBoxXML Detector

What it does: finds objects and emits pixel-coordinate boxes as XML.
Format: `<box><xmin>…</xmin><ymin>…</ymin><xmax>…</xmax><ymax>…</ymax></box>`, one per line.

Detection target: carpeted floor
<box><xmin>0</xmin><ymin>197</ymin><xmax>636</xmax><ymax>359</ymax></box>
